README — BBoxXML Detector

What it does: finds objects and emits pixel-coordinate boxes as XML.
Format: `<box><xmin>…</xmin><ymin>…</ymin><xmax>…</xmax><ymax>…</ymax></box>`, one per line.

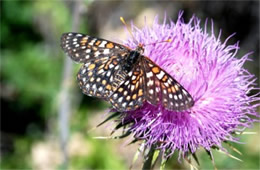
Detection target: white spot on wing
<box><xmin>125</xmin><ymin>80</ymin><xmax>130</xmax><ymax>85</ymax></box>
<box><xmin>131</xmin><ymin>85</ymin><xmax>135</xmax><ymax>91</ymax></box>
<box><xmin>99</xmin><ymin>41</ymin><xmax>107</xmax><ymax>47</ymax></box>
<box><xmin>109</xmin><ymin>64</ymin><xmax>114</xmax><ymax>69</ymax></box>
<box><xmin>97</xmin><ymin>69</ymin><xmax>104</xmax><ymax>74</ymax></box>
<box><xmin>147</xmin><ymin>72</ymin><xmax>153</xmax><ymax>78</ymax></box>
<box><xmin>85</xmin><ymin>55</ymin><xmax>90</xmax><ymax>59</ymax></box>
<box><xmin>113</xmin><ymin>93</ymin><xmax>118</xmax><ymax>99</ymax></box>
<box><xmin>182</xmin><ymin>89</ymin><xmax>188</xmax><ymax>95</ymax></box>
<box><xmin>106</xmin><ymin>70</ymin><xmax>111</xmax><ymax>77</ymax></box>
<box><xmin>156</xmin><ymin>71</ymin><xmax>165</xmax><ymax>79</ymax></box>
<box><xmin>147</xmin><ymin>80</ymin><xmax>153</xmax><ymax>86</ymax></box>
<box><xmin>128</xmin><ymin>71</ymin><xmax>133</xmax><ymax>76</ymax></box>
<box><xmin>118</xmin><ymin>97</ymin><xmax>123</xmax><ymax>103</ymax></box>
<box><xmin>98</xmin><ymin>86</ymin><xmax>103</xmax><ymax>91</ymax></box>
<box><xmin>103</xmin><ymin>49</ymin><xmax>110</xmax><ymax>54</ymax></box>
<box><xmin>89</xmin><ymin>39</ymin><xmax>96</xmax><ymax>45</ymax></box>
<box><xmin>94</xmin><ymin>51</ymin><xmax>101</xmax><ymax>57</ymax></box>
<box><xmin>163</xmin><ymin>89</ymin><xmax>167</xmax><ymax>94</ymax></box>
<box><xmin>122</xmin><ymin>102</ymin><xmax>127</xmax><ymax>107</ymax></box>
<box><xmin>81</xmin><ymin>69</ymin><xmax>86</xmax><ymax>74</ymax></box>
<box><xmin>92</xmin><ymin>84</ymin><xmax>97</xmax><ymax>91</ymax></box>
<box><xmin>115</xmin><ymin>65</ymin><xmax>120</xmax><ymax>70</ymax></box>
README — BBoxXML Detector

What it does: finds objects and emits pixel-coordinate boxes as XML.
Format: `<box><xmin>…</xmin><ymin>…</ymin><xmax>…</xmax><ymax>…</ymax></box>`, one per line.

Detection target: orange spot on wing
<box><xmin>102</xmin><ymin>80</ymin><xmax>107</xmax><ymax>85</ymax></box>
<box><xmin>112</xmin><ymin>60</ymin><xmax>118</xmax><ymax>65</ymax></box>
<box><xmin>134</xmin><ymin>71</ymin><xmax>139</xmax><ymax>75</ymax></box>
<box><xmin>106</xmin><ymin>43</ymin><xmax>114</xmax><ymax>48</ymax></box>
<box><xmin>106</xmin><ymin>84</ymin><xmax>112</xmax><ymax>90</ymax></box>
<box><xmin>171</xmin><ymin>86</ymin><xmax>176</xmax><ymax>93</ymax></box>
<box><xmin>162</xmin><ymin>75</ymin><xmax>168</xmax><ymax>82</ymax></box>
<box><xmin>152</xmin><ymin>67</ymin><xmax>160</xmax><ymax>74</ymax></box>
<box><xmin>135</xmin><ymin>81</ymin><xmax>139</xmax><ymax>88</ymax></box>
<box><xmin>81</xmin><ymin>38</ymin><xmax>88</xmax><ymax>45</ymax></box>
<box><xmin>88</xmin><ymin>72</ymin><xmax>93</xmax><ymax>76</ymax></box>
<box><xmin>138</xmin><ymin>89</ymin><xmax>143</xmax><ymax>96</ymax></box>
<box><xmin>95</xmin><ymin>40</ymin><xmax>101</xmax><ymax>46</ymax></box>
<box><xmin>88</xmin><ymin>64</ymin><xmax>96</xmax><ymax>70</ymax></box>
<box><xmin>118</xmin><ymin>87</ymin><xmax>124</xmax><ymax>92</ymax></box>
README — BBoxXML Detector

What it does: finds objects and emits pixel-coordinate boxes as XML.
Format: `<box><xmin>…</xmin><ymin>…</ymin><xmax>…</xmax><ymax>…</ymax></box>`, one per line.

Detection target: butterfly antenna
<box><xmin>144</xmin><ymin>39</ymin><xmax>172</xmax><ymax>46</ymax></box>
<box><xmin>120</xmin><ymin>17</ymin><xmax>138</xmax><ymax>44</ymax></box>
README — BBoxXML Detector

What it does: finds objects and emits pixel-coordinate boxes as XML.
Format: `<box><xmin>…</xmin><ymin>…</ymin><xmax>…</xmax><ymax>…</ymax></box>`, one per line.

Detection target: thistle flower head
<box><xmin>118</xmin><ymin>12</ymin><xmax>260</xmax><ymax>158</ymax></box>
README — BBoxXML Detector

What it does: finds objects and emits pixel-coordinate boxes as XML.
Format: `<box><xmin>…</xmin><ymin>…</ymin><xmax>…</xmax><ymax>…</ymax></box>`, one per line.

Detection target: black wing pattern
<box><xmin>61</xmin><ymin>32</ymin><xmax>131</xmax><ymax>98</ymax></box>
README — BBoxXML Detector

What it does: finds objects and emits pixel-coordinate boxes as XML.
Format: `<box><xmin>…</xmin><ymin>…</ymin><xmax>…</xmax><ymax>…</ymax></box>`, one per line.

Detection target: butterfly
<box><xmin>60</xmin><ymin>32</ymin><xmax>194</xmax><ymax>112</ymax></box>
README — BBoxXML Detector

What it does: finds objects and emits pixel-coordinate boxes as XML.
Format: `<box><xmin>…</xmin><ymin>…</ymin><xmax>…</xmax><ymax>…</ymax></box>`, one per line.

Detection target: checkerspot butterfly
<box><xmin>61</xmin><ymin>32</ymin><xmax>194</xmax><ymax>111</ymax></box>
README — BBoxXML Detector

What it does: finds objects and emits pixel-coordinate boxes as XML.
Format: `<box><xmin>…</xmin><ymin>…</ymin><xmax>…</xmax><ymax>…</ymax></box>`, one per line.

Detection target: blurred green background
<box><xmin>1</xmin><ymin>1</ymin><xmax>259</xmax><ymax>169</ymax></box>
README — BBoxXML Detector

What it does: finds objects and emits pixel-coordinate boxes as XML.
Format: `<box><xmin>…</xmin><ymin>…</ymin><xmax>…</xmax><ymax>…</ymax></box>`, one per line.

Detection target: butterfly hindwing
<box><xmin>77</xmin><ymin>51</ymin><xmax>132</xmax><ymax>99</ymax></box>
<box><xmin>108</xmin><ymin>62</ymin><xmax>145</xmax><ymax>111</ymax></box>
<box><xmin>61</xmin><ymin>32</ymin><xmax>131</xmax><ymax>99</ymax></box>
<box><xmin>143</xmin><ymin>57</ymin><xmax>194</xmax><ymax>111</ymax></box>
<box><xmin>142</xmin><ymin>57</ymin><xmax>161</xmax><ymax>106</ymax></box>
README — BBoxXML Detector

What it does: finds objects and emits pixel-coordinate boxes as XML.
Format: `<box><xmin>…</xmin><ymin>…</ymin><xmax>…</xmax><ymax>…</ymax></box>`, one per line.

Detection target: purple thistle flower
<box><xmin>117</xmin><ymin>12</ymin><xmax>260</xmax><ymax>159</ymax></box>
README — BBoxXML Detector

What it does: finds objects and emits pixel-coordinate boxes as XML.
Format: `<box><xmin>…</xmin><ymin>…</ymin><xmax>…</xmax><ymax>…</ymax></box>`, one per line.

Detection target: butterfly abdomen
<box><xmin>111</xmin><ymin>70</ymin><xmax>128</xmax><ymax>92</ymax></box>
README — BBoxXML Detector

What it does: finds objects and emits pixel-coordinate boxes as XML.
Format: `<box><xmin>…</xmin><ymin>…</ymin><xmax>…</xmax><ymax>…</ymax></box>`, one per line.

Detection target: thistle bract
<box><xmin>117</xmin><ymin>12</ymin><xmax>259</xmax><ymax>158</ymax></box>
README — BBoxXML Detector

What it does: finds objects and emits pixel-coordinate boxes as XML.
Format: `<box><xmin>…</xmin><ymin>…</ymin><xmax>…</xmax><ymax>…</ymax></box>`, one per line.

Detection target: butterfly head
<box><xmin>136</xmin><ymin>43</ymin><xmax>145</xmax><ymax>54</ymax></box>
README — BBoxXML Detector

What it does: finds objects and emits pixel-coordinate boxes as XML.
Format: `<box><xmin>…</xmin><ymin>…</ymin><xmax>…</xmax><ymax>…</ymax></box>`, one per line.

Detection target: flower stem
<box><xmin>142</xmin><ymin>146</ymin><xmax>156</xmax><ymax>170</ymax></box>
